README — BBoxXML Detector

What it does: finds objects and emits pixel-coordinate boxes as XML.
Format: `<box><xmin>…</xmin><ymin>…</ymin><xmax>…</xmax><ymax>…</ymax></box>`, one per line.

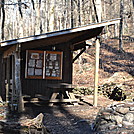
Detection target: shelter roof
<box><xmin>0</xmin><ymin>18</ymin><xmax>120</xmax><ymax>51</ymax></box>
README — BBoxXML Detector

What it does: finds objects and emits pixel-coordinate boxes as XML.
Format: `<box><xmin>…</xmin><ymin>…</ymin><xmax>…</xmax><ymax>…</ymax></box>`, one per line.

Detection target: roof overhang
<box><xmin>0</xmin><ymin>18</ymin><xmax>120</xmax><ymax>51</ymax></box>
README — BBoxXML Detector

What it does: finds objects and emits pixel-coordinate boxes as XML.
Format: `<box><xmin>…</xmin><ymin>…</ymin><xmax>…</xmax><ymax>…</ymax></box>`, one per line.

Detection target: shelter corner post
<box><xmin>93</xmin><ymin>37</ymin><xmax>100</xmax><ymax>107</ymax></box>
<box><xmin>14</xmin><ymin>44</ymin><xmax>24</xmax><ymax>112</ymax></box>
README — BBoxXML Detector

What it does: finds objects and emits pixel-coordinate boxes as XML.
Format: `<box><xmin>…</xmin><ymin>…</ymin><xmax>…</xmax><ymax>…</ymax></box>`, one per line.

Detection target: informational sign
<box><xmin>25</xmin><ymin>50</ymin><xmax>44</xmax><ymax>79</ymax></box>
<box><xmin>44</xmin><ymin>51</ymin><xmax>63</xmax><ymax>80</ymax></box>
<box><xmin>25</xmin><ymin>50</ymin><xmax>63</xmax><ymax>80</ymax></box>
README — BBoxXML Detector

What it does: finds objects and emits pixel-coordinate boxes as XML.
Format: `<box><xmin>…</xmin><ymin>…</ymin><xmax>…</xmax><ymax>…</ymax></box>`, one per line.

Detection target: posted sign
<box><xmin>25</xmin><ymin>50</ymin><xmax>63</xmax><ymax>80</ymax></box>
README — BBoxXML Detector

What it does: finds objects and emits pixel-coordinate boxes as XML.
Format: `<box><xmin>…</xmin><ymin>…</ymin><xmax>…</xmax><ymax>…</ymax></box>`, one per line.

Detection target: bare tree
<box><xmin>119</xmin><ymin>0</ymin><xmax>124</xmax><ymax>52</ymax></box>
<box><xmin>1</xmin><ymin>0</ymin><xmax>5</xmax><ymax>40</ymax></box>
<box><xmin>92</xmin><ymin>0</ymin><xmax>102</xmax><ymax>22</ymax></box>
<box><xmin>0</xmin><ymin>0</ymin><xmax>134</xmax><ymax>41</ymax></box>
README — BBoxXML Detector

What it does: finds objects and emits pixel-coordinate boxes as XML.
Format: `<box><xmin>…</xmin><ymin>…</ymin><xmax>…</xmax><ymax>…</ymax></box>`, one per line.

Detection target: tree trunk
<box><xmin>1</xmin><ymin>0</ymin><xmax>5</xmax><ymax>40</ymax></box>
<box><xmin>92</xmin><ymin>0</ymin><xmax>102</xmax><ymax>23</ymax></box>
<box><xmin>0</xmin><ymin>0</ymin><xmax>1</xmax><ymax>18</ymax></box>
<box><xmin>95</xmin><ymin>0</ymin><xmax>102</xmax><ymax>22</ymax></box>
<box><xmin>49</xmin><ymin>0</ymin><xmax>55</xmax><ymax>32</ymax></box>
<box><xmin>119</xmin><ymin>0</ymin><xmax>124</xmax><ymax>52</ymax></box>
<box><xmin>71</xmin><ymin>0</ymin><xmax>74</xmax><ymax>28</ymax></box>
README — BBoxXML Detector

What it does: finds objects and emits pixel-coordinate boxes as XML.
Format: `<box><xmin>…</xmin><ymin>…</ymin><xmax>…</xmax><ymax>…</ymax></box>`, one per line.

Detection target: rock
<box><xmin>100</xmin><ymin>119</ymin><xmax>108</xmax><ymax>125</ymax></box>
<box><xmin>99</xmin><ymin>123</ymin><xmax>114</xmax><ymax>131</ymax></box>
<box><xmin>114</xmin><ymin>115</ymin><xmax>123</xmax><ymax>125</ymax></box>
<box><xmin>122</xmin><ymin>121</ymin><xmax>134</xmax><ymax>127</ymax></box>
<box><xmin>108</xmin><ymin>124</ymin><xmax>117</xmax><ymax>130</ymax></box>
<box><xmin>115</xmin><ymin>107</ymin><xmax>129</xmax><ymax>114</ymax></box>
<box><xmin>118</xmin><ymin>124</ymin><xmax>122</xmax><ymax>127</ymax></box>
<box><xmin>20</xmin><ymin>113</ymin><xmax>44</xmax><ymax>128</ymax></box>
<box><xmin>130</xmin><ymin>107</ymin><xmax>134</xmax><ymax>111</ymax></box>
<box><xmin>101</xmin><ymin>112</ymin><xmax>111</xmax><ymax>120</ymax></box>
<box><xmin>124</xmin><ymin>112</ymin><xmax>134</xmax><ymax>123</ymax></box>
<box><xmin>120</xmin><ymin>132</ymin><xmax>129</xmax><ymax>134</ymax></box>
<box><xmin>0</xmin><ymin>113</ymin><xmax>49</xmax><ymax>134</ymax></box>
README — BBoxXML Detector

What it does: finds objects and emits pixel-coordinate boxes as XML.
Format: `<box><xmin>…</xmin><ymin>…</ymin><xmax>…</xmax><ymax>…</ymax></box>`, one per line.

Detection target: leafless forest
<box><xmin>0</xmin><ymin>0</ymin><xmax>134</xmax><ymax>41</ymax></box>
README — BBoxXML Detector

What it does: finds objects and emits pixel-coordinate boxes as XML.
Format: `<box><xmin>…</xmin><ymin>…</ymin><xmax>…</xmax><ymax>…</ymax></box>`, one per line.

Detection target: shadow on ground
<box><xmin>100</xmin><ymin>42</ymin><xmax>134</xmax><ymax>76</ymax></box>
<box><xmin>22</xmin><ymin>102</ymin><xmax>96</xmax><ymax>134</ymax></box>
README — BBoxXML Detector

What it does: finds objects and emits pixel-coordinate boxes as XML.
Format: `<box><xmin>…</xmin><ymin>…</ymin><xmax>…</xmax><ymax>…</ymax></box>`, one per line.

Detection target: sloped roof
<box><xmin>0</xmin><ymin>18</ymin><xmax>120</xmax><ymax>51</ymax></box>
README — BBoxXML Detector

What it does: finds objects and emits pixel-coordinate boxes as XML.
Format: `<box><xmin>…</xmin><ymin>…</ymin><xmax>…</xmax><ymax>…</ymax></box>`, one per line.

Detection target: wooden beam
<box><xmin>11</xmin><ymin>55</ymin><xmax>15</xmax><ymax>111</ymax></box>
<box><xmin>72</xmin><ymin>47</ymin><xmax>86</xmax><ymax>63</ymax></box>
<box><xmin>14</xmin><ymin>45</ymin><xmax>24</xmax><ymax>112</ymax></box>
<box><xmin>37</xmin><ymin>95</ymin><xmax>79</xmax><ymax>103</ymax></box>
<box><xmin>3</xmin><ymin>45</ymin><xmax>17</xmax><ymax>58</ymax></box>
<box><xmin>6</xmin><ymin>57</ymin><xmax>10</xmax><ymax>102</ymax></box>
<box><xmin>1</xmin><ymin>58</ymin><xmax>6</xmax><ymax>101</ymax></box>
<box><xmin>93</xmin><ymin>38</ymin><xmax>100</xmax><ymax>107</ymax></box>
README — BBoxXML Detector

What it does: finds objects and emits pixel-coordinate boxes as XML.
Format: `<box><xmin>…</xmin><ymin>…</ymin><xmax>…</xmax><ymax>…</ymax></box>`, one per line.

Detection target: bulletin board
<box><xmin>25</xmin><ymin>50</ymin><xmax>44</xmax><ymax>79</ymax></box>
<box><xmin>25</xmin><ymin>50</ymin><xmax>63</xmax><ymax>80</ymax></box>
<box><xmin>44</xmin><ymin>51</ymin><xmax>63</xmax><ymax>80</ymax></box>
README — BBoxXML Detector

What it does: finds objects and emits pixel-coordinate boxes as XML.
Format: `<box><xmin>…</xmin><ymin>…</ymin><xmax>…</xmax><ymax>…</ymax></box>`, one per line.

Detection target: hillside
<box><xmin>73</xmin><ymin>37</ymin><xmax>134</xmax><ymax>100</ymax></box>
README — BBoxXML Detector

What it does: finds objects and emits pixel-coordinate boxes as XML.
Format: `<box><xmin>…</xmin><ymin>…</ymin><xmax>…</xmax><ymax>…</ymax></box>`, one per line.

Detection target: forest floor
<box><xmin>23</xmin><ymin>95</ymin><xmax>116</xmax><ymax>134</ymax></box>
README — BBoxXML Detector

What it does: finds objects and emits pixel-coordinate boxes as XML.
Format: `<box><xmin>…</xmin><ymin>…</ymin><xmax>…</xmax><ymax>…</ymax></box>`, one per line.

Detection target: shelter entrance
<box><xmin>3</xmin><ymin>55</ymin><xmax>18</xmax><ymax>110</ymax></box>
<box><xmin>2</xmin><ymin>45</ymin><xmax>23</xmax><ymax>111</ymax></box>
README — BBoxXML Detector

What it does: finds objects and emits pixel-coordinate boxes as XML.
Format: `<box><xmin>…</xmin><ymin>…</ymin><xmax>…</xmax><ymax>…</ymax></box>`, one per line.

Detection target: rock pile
<box><xmin>73</xmin><ymin>82</ymin><xmax>134</xmax><ymax>102</ymax></box>
<box><xmin>98</xmin><ymin>83</ymin><xmax>127</xmax><ymax>101</ymax></box>
<box><xmin>98</xmin><ymin>83</ymin><xmax>134</xmax><ymax>102</ymax></box>
<box><xmin>92</xmin><ymin>102</ymin><xmax>134</xmax><ymax>134</ymax></box>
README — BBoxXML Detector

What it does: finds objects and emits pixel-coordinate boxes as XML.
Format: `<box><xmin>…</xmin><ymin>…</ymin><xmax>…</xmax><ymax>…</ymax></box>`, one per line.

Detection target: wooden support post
<box><xmin>1</xmin><ymin>58</ymin><xmax>6</xmax><ymax>101</ymax></box>
<box><xmin>14</xmin><ymin>45</ymin><xmax>24</xmax><ymax>112</ymax></box>
<box><xmin>93</xmin><ymin>38</ymin><xmax>100</xmax><ymax>107</ymax></box>
<box><xmin>6</xmin><ymin>57</ymin><xmax>10</xmax><ymax>103</ymax></box>
<box><xmin>11</xmin><ymin>55</ymin><xmax>15</xmax><ymax>111</ymax></box>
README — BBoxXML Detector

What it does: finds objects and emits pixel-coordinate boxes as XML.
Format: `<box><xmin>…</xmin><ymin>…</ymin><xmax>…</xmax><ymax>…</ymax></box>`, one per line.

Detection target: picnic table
<box><xmin>36</xmin><ymin>83</ymin><xmax>79</xmax><ymax>106</ymax></box>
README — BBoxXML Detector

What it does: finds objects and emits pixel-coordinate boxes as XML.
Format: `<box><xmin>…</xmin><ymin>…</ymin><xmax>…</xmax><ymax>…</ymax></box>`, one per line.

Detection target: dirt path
<box><xmin>23</xmin><ymin>95</ymin><xmax>116</xmax><ymax>134</ymax></box>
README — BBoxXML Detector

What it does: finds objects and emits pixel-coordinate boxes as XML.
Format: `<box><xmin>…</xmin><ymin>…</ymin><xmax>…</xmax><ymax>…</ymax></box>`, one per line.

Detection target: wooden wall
<box><xmin>0</xmin><ymin>54</ymin><xmax>2</xmax><ymax>97</ymax></box>
<box><xmin>0</xmin><ymin>53</ymin><xmax>6</xmax><ymax>101</ymax></box>
<box><xmin>21</xmin><ymin>43</ymin><xmax>73</xmax><ymax>97</ymax></box>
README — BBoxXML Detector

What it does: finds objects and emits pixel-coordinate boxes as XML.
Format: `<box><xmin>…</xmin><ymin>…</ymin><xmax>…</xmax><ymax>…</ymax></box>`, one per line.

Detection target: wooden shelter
<box><xmin>0</xmin><ymin>19</ymin><xmax>120</xmax><ymax>111</ymax></box>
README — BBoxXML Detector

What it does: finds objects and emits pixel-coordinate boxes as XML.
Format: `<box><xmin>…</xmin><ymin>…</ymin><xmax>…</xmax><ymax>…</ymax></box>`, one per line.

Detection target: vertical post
<box><xmin>1</xmin><ymin>58</ymin><xmax>6</xmax><ymax>101</ymax></box>
<box><xmin>93</xmin><ymin>38</ymin><xmax>100</xmax><ymax>107</ymax></box>
<box><xmin>6</xmin><ymin>57</ymin><xmax>10</xmax><ymax>103</ymax></box>
<box><xmin>14</xmin><ymin>44</ymin><xmax>24</xmax><ymax>112</ymax></box>
<box><xmin>11</xmin><ymin>55</ymin><xmax>15</xmax><ymax>111</ymax></box>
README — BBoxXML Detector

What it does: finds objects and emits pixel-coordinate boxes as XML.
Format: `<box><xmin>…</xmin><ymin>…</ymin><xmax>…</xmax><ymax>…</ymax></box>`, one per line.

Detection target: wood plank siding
<box><xmin>0</xmin><ymin>54</ymin><xmax>3</xmax><ymax>97</ymax></box>
<box><xmin>21</xmin><ymin>43</ymin><xmax>73</xmax><ymax>97</ymax></box>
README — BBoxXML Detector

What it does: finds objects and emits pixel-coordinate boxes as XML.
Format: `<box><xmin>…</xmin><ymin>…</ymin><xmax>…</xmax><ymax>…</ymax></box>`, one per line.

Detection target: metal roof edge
<box><xmin>0</xmin><ymin>18</ymin><xmax>120</xmax><ymax>47</ymax></box>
